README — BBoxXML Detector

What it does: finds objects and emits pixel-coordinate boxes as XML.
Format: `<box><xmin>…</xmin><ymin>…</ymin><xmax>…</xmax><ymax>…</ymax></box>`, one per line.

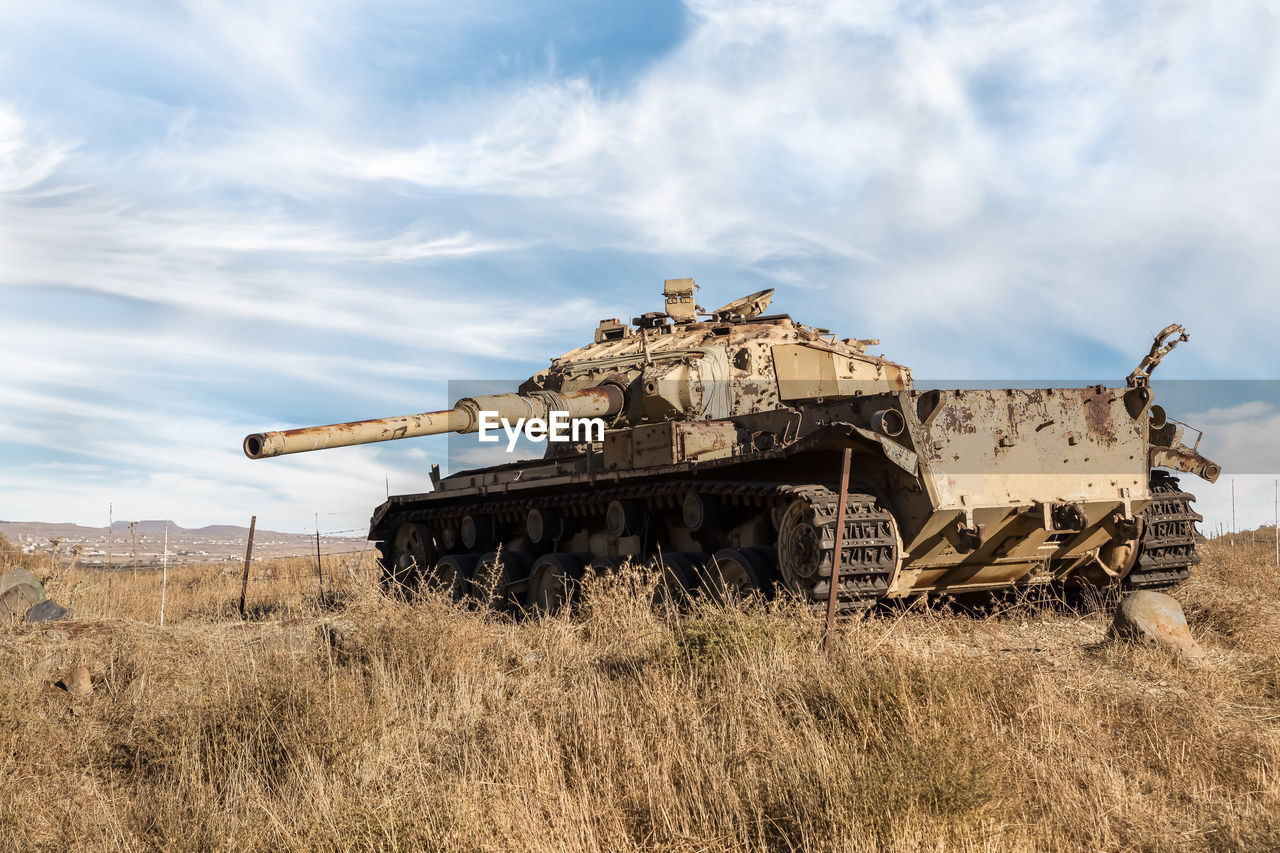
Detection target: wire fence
<box><xmin>12</xmin><ymin>512</ymin><xmax>388</xmax><ymax>624</ymax></box>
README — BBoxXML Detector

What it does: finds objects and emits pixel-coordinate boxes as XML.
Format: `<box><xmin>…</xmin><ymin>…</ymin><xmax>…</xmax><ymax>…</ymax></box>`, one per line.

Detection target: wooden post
<box><xmin>315</xmin><ymin>514</ymin><xmax>325</xmax><ymax>603</ymax></box>
<box><xmin>824</xmin><ymin>447</ymin><xmax>853</xmax><ymax>654</ymax></box>
<box><xmin>239</xmin><ymin>515</ymin><xmax>257</xmax><ymax>619</ymax></box>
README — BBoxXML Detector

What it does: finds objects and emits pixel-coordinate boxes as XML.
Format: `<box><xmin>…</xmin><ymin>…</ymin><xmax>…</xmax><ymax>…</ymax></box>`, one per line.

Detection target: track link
<box><xmin>1125</xmin><ymin>471</ymin><xmax>1202</xmax><ymax>591</ymax></box>
<box><xmin>377</xmin><ymin>478</ymin><xmax>900</xmax><ymax>608</ymax></box>
<box><xmin>776</xmin><ymin>486</ymin><xmax>901</xmax><ymax>611</ymax></box>
<box><xmin>385</xmin><ymin>478</ymin><xmax>797</xmax><ymax>528</ymax></box>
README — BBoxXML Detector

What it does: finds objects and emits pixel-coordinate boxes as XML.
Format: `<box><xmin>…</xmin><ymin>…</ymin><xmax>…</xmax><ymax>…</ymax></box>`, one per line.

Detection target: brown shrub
<box><xmin>0</xmin><ymin>541</ymin><xmax>1277</xmax><ymax>850</ymax></box>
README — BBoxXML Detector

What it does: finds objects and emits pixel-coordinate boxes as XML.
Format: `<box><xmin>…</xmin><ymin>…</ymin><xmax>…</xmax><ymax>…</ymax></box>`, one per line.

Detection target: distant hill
<box><xmin>191</xmin><ymin>524</ymin><xmax>256</xmax><ymax>536</ymax></box>
<box><xmin>0</xmin><ymin>521</ymin><xmax>358</xmax><ymax>542</ymax></box>
<box><xmin>111</xmin><ymin>520</ymin><xmax>184</xmax><ymax>534</ymax></box>
<box><xmin>0</xmin><ymin>520</ymin><xmax>364</xmax><ymax>566</ymax></box>
<box><xmin>0</xmin><ymin>521</ymin><xmax>110</xmax><ymax>540</ymax></box>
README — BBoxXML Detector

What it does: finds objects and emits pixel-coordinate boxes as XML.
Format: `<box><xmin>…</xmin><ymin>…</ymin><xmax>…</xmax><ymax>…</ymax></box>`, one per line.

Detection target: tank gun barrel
<box><xmin>243</xmin><ymin>385</ymin><xmax>624</xmax><ymax>459</ymax></box>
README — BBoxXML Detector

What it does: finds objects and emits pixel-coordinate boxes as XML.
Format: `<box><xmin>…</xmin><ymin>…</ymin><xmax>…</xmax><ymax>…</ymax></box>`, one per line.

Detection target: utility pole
<box><xmin>159</xmin><ymin>521</ymin><xmax>169</xmax><ymax>627</ymax></box>
<box><xmin>129</xmin><ymin>521</ymin><xmax>139</xmax><ymax>578</ymax></box>
<box><xmin>1231</xmin><ymin>479</ymin><xmax>1236</xmax><ymax>547</ymax></box>
<box><xmin>107</xmin><ymin>503</ymin><xmax>112</xmax><ymax>570</ymax></box>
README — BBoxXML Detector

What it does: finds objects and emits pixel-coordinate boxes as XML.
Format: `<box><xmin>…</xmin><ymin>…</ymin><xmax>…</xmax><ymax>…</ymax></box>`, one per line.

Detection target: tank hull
<box><xmin>369</xmin><ymin>386</ymin><xmax>1205</xmax><ymax>609</ymax></box>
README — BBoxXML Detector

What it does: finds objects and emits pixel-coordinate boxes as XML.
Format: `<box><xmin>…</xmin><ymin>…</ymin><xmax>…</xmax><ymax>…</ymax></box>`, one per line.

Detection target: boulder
<box><xmin>24</xmin><ymin>599</ymin><xmax>69</xmax><ymax>623</ymax></box>
<box><xmin>32</xmin><ymin>654</ymin><xmax>56</xmax><ymax>682</ymax></box>
<box><xmin>1</xmin><ymin>583</ymin><xmax>42</xmax><ymax>620</ymax></box>
<box><xmin>0</xmin><ymin>568</ymin><xmax>43</xmax><ymax>599</ymax></box>
<box><xmin>321</xmin><ymin>620</ymin><xmax>359</xmax><ymax>658</ymax></box>
<box><xmin>244</xmin><ymin>619</ymin><xmax>315</xmax><ymax>654</ymax></box>
<box><xmin>59</xmin><ymin>666</ymin><xmax>93</xmax><ymax>697</ymax></box>
<box><xmin>1110</xmin><ymin>591</ymin><xmax>1206</xmax><ymax>661</ymax></box>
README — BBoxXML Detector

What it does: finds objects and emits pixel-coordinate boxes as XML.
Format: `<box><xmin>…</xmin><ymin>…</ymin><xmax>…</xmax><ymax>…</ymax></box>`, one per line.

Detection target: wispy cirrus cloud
<box><xmin>94</xmin><ymin>1</ymin><xmax>1280</xmax><ymax>374</ymax></box>
<box><xmin>0</xmin><ymin>103</ymin><xmax>70</xmax><ymax>192</ymax></box>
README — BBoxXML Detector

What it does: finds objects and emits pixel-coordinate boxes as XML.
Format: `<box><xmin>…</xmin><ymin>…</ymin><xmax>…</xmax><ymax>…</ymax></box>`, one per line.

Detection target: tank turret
<box><xmin>245</xmin><ymin>279</ymin><xmax>909</xmax><ymax>457</ymax></box>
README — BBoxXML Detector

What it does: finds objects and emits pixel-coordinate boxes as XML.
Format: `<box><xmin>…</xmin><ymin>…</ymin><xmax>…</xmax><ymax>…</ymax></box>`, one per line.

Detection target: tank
<box><xmin>243</xmin><ymin>279</ymin><xmax>1221</xmax><ymax>611</ymax></box>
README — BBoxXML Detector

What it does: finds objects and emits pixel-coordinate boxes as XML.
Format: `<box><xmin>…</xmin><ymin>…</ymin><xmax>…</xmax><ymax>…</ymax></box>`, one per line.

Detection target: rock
<box><xmin>24</xmin><ymin>599</ymin><xmax>69</xmax><ymax>623</ymax></box>
<box><xmin>1</xmin><ymin>583</ymin><xmax>42</xmax><ymax>620</ymax></box>
<box><xmin>59</xmin><ymin>666</ymin><xmax>93</xmax><ymax>697</ymax></box>
<box><xmin>321</xmin><ymin>620</ymin><xmax>359</xmax><ymax>658</ymax></box>
<box><xmin>44</xmin><ymin>629</ymin><xmax>68</xmax><ymax>642</ymax></box>
<box><xmin>245</xmin><ymin>619</ymin><xmax>315</xmax><ymax>654</ymax></box>
<box><xmin>1110</xmin><ymin>591</ymin><xmax>1206</xmax><ymax>661</ymax></box>
<box><xmin>0</xmin><ymin>568</ymin><xmax>43</xmax><ymax>599</ymax></box>
<box><xmin>32</xmin><ymin>655</ymin><xmax>56</xmax><ymax>682</ymax></box>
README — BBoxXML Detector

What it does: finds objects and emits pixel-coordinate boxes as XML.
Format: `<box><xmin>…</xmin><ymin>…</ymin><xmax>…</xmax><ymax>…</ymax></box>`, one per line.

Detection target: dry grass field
<box><xmin>2</xmin><ymin>535</ymin><xmax>1279</xmax><ymax>852</ymax></box>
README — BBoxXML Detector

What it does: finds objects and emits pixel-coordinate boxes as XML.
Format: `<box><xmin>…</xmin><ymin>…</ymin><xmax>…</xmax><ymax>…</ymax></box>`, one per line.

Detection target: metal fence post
<box><xmin>824</xmin><ymin>447</ymin><xmax>853</xmax><ymax>654</ymax></box>
<box><xmin>315</xmin><ymin>514</ymin><xmax>325</xmax><ymax>603</ymax></box>
<box><xmin>239</xmin><ymin>515</ymin><xmax>257</xmax><ymax>619</ymax></box>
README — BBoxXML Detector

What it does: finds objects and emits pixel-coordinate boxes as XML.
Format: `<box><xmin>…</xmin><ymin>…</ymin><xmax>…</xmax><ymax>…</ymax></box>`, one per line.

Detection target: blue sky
<box><xmin>2</xmin><ymin>0</ymin><xmax>1279</xmax><ymax>533</ymax></box>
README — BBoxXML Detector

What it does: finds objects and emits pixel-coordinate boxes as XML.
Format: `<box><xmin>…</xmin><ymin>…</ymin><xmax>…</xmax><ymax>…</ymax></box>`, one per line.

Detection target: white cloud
<box><xmin>2</xmin><ymin>1</ymin><xmax>1279</xmax><ymax>529</ymax></box>
<box><xmin>113</xmin><ymin>3</ymin><xmax>1279</xmax><ymax>349</ymax></box>
<box><xmin>0</xmin><ymin>103</ymin><xmax>68</xmax><ymax>192</ymax></box>
<box><xmin>1185</xmin><ymin>400</ymin><xmax>1277</xmax><ymax>425</ymax></box>
<box><xmin>1179</xmin><ymin>407</ymin><xmax>1280</xmax><ymax>475</ymax></box>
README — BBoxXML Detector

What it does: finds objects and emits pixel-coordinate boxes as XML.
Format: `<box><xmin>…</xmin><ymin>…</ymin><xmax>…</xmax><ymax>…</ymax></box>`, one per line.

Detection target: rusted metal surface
<box><xmin>603</xmin><ymin>420</ymin><xmax>738</xmax><ymax>470</ymax></box>
<box><xmin>244</xmin><ymin>386</ymin><xmax>623</xmax><ymax>459</ymax></box>
<box><xmin>1151</xmin><ymin>444</ymin><xmax>1222</xmax><ymax>483</ymax></box>
<box><xmin>1127</xmin><ymin>324</ymin><xmax>1189</xmax><ymax>386</ymax></box>
<box><xmin>244</xmin><ymin>408</ymin><xmax>470</xmax><ymax>458</ymax></box>
<box><xmin>1082</xmin><ymin>391</ymin><xmax>1118</xmax><ymax>445</ymax></box>
<box><xmin>245</xmin><ymin>279</ymin><xmax>1221</xmax><ymax>607</ymax></box>
<box><xmin>917</xmin><ymin>386</ymin><xmax>1148</xmax><ymax>513</ymax></box>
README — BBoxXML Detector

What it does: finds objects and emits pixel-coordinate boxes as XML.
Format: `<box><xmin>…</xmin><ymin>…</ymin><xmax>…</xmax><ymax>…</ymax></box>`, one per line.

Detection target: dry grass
<box><xmin>2</xmin><ymin>540</ymin><xmax>1279</xmax><ymax>852</ymax></box>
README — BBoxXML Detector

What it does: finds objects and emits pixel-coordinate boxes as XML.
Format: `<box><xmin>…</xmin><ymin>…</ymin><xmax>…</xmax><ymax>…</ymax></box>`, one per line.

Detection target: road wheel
<box><xmin>651</xmin><ymin>551</ymin><xmax>706</xmax><ymax>610</ymax></box>
<box><xmin>432</xmin><ymin>553</ymin><xmax>477</xmax><ymax>601</ymax></box>
<box><xmin>527</xmin><ymin>553</ymin><xmax>585</xmax><ymax>614</ymax></box>
<box><xmin>705</xmin><ymin>547</ymin><xmax>776</xmax><ymax>604</ymax></box>
<box><xmin>474</xmin><ymin>550</ymin><xmax>532</xmax><ymax>607</ymax></box>
<box><xmin>387</xmin><ymin>523</ymin><xmax>436</xmax><ymax>596</ymax></box>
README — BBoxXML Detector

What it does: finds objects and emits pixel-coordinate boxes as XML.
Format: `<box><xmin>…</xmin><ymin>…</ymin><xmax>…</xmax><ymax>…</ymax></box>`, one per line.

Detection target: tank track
<box><xmin>1124</xmin><ymin>471</ymin><xmax>1202</xmax><ymax>591</ymax></box>
<box><xmin>378</xmin><ymin>478</ymin><xmax>900</xmax><ymax>610</ymax></box>
<box><xmin>775</xmin><ymin>486</ymin><xmax>900</xmax><ymax>612</ymax></box>
<box><xmin>393</xmin><ymin>478</ymin><xmax>785</xmax><ymax>528</ymax></box>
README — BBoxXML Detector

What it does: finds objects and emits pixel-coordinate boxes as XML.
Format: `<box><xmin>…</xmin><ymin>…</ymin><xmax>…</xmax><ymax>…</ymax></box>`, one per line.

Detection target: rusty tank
<box><xmin>243</xmin><ymin>279</ymin><xmax>1221</xmax><ymax>612</ymax></box>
